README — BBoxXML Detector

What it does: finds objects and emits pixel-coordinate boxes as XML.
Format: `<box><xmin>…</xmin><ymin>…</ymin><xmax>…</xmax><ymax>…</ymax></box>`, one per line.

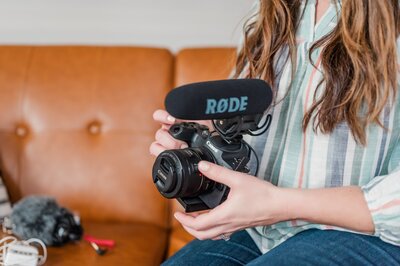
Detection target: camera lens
<box><xmin>152</xmin><ymin>148</ymin><xmax>215</xmax><ymax>199</ymax></box>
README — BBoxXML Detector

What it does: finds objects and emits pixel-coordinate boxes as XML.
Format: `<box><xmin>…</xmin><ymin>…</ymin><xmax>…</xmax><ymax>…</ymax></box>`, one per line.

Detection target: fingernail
<box><xmin>180</xmin><ymin>143</ymin><xmax>188</xmax><ymax>149</ymax></box>
<box><xmin>198</xmin><ymin>161</ymin><xmax>210</xmax><ymax>171</ymax></box>
<box><xmin>167</xmin><ymin>116</ymin><xmax>175</xmax><ymax>123</ymax></box>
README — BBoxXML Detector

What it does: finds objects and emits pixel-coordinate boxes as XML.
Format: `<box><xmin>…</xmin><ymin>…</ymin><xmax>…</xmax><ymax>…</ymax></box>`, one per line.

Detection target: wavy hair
<box><xmin>234</xmin><ymin>0</ymin><xmax>400</xmax><ymax>145</ymax></box>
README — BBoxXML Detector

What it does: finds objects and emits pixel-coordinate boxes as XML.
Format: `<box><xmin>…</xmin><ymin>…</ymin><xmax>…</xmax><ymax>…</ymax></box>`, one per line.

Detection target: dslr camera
<box><xmin>152</xmin><ymin>122</ymin><xmax>252</xmax><ymax>212</ymax></box>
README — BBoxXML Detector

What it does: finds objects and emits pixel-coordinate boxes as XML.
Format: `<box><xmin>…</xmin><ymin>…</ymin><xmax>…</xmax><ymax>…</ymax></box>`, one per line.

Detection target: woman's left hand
<box><xmin>174</xmin><ymin>161</ymin><xmax>291</xmax><ymax>240</ymax></box>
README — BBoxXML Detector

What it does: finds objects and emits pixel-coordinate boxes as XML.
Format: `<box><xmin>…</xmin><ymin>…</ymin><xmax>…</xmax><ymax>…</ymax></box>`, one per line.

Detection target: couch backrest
<box><xmin>0</xmin><ymin>46</ymin><xmax>236</xmax><ymax>230</ymax></box>
<box><xmin>174</xmin><ymin>48</ymin><xmax>236</xmax><ymax>87</ymax></box>
<box><xmin>0</xmin><ymin>46</ymin><xmax>173</xmax><ymax>228</ymax></box>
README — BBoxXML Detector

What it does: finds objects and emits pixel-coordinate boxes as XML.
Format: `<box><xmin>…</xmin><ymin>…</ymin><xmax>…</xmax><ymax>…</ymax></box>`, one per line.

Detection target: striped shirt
<box><xmin>245</xmin><ymin>0</ymin><xmax>400</xmax><ymax>253</ymax></box>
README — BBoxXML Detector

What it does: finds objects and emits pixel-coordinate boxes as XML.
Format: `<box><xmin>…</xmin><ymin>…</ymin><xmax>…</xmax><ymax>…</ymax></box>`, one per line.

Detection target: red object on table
<box><xmin>84</xmin><ymin>235</ymin><xmax>116</xmax><ymax>248</ymax></box>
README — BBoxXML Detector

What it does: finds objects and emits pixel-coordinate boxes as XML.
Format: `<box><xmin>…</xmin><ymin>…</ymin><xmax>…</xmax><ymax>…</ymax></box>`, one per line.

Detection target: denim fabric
<box><xmin>162</xmin><ymin>229</ymin><xmax>400</xmax><ymax>266</ymax></box>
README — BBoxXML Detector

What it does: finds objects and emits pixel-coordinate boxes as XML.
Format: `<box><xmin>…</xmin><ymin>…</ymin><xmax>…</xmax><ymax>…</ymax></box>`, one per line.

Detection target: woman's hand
<box><xmin>149</xmin><ymin>109</ymin><xmax>213</xmax><ymax>157</ymax></box>
<box><xmin>149</xmin><ymin>109</ymin><xmax>188</xmax><ymax>157</ymax></box>
<box><xmin>174</xmin><ymin>161</ymin><xmax>291</xmax><ymax>240</ymax></box>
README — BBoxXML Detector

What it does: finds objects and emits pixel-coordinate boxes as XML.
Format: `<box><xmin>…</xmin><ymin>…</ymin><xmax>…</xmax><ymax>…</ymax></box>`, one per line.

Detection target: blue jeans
<box><xmin>162</xmin><ymin>229</ymin><xmax>400</xmax><ymax>265</ymax></box>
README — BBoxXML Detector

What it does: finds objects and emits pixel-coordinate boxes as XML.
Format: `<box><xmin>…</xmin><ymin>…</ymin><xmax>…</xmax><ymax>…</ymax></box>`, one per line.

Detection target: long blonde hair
<box><xmin>234</xmin><ymin>0</ymin><xmax>400</xmax><ymax>145</ymax></box>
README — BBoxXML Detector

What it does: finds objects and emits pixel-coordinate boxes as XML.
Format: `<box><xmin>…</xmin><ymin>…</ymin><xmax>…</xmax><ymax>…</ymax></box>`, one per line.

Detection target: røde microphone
<box><xmin>165</xmin><ymin>79</ymin><xmax>273</xmax><ymax>120</ymax></box>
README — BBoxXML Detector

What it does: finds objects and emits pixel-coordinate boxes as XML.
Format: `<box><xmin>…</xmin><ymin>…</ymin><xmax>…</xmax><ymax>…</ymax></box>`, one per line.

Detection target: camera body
<box><xmin>152</xmin><ymin>122</ymin><xmax>251</xmax><ymax>212</ymax></box>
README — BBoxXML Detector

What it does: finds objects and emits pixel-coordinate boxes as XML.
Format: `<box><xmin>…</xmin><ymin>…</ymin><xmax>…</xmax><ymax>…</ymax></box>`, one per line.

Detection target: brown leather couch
<box><xmin>0</xmin><ymin>46</ymin><xmax>236</xmax><ymax>265</ymax></box>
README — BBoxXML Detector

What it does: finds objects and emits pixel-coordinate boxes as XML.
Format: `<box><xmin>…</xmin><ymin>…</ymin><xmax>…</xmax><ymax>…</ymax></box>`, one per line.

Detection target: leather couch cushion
<box><xmin>0</xmin><ymin>46</ymin><xmax>173</xmax><ymax>227</ymax></box>
<box><xmin>39</xmin><ymin>222</ymin><xmax>166</xmax><ymax>266</ymax></box>
<box><xmin>167</xmin><ymin>221</ymin><xmax>195</xmax><ymax>258</ymax></box>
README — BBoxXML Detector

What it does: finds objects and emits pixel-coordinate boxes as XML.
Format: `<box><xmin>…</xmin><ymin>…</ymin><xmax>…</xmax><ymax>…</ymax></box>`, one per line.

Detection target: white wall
<box><xmin>0</xmin><ymin>0</ymin><xmax>255</xmax><ymax>52</ymax></box>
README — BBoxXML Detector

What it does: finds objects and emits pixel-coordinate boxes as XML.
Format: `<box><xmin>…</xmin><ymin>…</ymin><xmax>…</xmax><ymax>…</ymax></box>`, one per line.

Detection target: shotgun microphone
<box><xmin>165</xmin><ymin>79</ymin><xmax>274</xmax><ymax>140</ymax></box>
<box><xmin>165</xmin><ymin>79</ymin><xmax>273</xmax><ymax>120</ymax></box>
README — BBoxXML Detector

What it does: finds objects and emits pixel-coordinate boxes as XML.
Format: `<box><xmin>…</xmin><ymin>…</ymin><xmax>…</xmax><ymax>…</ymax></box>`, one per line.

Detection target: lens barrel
<box><xmin>152</xmin><ymin>148</ymin><xmax>215</xmax><ymax>198</ymax></box>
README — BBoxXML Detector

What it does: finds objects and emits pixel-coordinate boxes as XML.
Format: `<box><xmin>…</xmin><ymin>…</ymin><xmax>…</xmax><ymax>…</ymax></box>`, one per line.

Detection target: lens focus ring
<box><xmin>152</xmin><ymin>148</ymin><xmax>215</xmax><ymax>199</ymax></box>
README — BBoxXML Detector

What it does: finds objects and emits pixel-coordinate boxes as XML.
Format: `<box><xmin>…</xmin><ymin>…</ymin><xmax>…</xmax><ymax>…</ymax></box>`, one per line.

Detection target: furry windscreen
<box><xmin>10</xmin><ymin>196</ymin><xmax>63</xmax><ymax>245</ymax></box>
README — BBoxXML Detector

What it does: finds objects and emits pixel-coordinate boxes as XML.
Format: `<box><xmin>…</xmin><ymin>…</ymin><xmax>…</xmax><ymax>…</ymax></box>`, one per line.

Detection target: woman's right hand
<box><xmin>149</xmin><ymin>109</ymin><xmax>189</xmax><ymax>157</ymax></box>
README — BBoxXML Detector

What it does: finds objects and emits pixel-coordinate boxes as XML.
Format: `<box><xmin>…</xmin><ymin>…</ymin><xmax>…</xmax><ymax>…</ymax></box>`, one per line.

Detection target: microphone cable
<box><xmin>0</xmin><ymin>236</ymin><xmax>47</xmax><ymax>266</ymax></box>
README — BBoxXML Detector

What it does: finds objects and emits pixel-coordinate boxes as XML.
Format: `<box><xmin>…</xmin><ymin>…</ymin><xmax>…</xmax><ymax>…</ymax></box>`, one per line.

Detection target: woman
<box><xmin>150</xmin><ymin>0</ymin><xmax>400</xmax><ymax>265</ymax></box>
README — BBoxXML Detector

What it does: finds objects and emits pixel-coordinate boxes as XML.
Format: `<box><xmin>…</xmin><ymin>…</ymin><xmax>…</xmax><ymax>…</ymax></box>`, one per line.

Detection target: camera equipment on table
<box><xmin>152</xmin><ymin>79</ymin><xmax>273</xmax><ymax>212</ymax></box>
<box><xmin>4</xmin><ymin>196</ymin><xmax>83</xmax><ymax>246</ymax></box>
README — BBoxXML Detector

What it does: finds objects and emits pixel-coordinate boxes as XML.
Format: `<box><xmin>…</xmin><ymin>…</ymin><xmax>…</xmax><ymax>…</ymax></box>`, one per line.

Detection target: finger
<box><xmin>174</xmin><ymin>209</ymin><xmax>224</xmax><ymax>231</ymax></box>
<box><xmin>212</xmin><ymin>233</ymin><xmax>233</xmax><ymax>241</ymax></box>
<box><xmin>181</xmin><ymin>224</ymin><xmax>214</xmax><ymax>240</ymax></box>
<box><xmin>155</xmin><ymin>129</ymin><xmax>188</xmax><ymax>149</ymax></box>
<box><xmin>174</xmin><ymin>210</ymin><xmax>208</xmax><ymax>219</ymax></box>
<box><xmin>184</xmin><ymin>212</ymin><xmax>200</xmax><ymax>218</ymax></box>
<box><xmin>181</xmin><ymin>224</ymin><xmax>233</xmax><ymax>241</ymax></box>
<box><xmin>198</xmin><ymin>161</ymin><xmax>243</xmax><ymax>188</ymax></box>
<box><xmin>149</xmin><ymin>141</ymin><xmax>166</xmax><ymax>156</ymax></box>
<box><xmin>161</xmin><ymin>124</ymin><xmax>171</xmax><ymax>130</ymax></box>
<box><xmin>153</xmin><ymin>109</ymin><xmax>176</xmax><ymax>124</ymax></box>
<box><xmin>181</xmin><ymin>224</ymin><xmax>204</xmax><ymax>240</ymax></box>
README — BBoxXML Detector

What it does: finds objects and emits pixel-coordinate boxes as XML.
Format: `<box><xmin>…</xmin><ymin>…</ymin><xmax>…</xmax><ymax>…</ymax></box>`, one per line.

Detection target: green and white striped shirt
<box><xmin>245</xmin><ymin>0</ymin><xmax>400</xmax><ymax>253</ymax></box>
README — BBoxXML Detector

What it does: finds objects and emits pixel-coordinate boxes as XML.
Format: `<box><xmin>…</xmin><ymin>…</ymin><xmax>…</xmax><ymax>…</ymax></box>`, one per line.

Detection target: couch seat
<box><xmin>45</xmin><ymin>222</ymin><xmax>168</xmax><ymax>266</ymax></box>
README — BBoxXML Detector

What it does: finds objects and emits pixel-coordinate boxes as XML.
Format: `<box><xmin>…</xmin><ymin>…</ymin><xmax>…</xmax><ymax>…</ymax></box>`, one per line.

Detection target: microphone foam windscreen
<box><xmin>165</xmin><ymin>79</ymin><xmax>273</xmax><ymax>120</ymax></box>
<box><xmin>10</xmin><ymin>196</ymin><xmax>62</xmax><ymax>245</ymax></box>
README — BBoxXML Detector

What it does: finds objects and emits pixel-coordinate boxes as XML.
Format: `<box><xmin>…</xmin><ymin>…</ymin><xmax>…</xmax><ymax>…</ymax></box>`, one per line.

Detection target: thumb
<box><xmin>198</xmin><ymin>161</ymin><xmax>242</xmax><ymax>188</ymax></box>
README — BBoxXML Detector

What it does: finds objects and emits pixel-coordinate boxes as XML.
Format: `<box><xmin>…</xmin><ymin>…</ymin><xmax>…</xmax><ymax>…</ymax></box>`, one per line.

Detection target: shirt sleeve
<box><xmin>362</xmin><ymin>138</ymin><xmax>400</xmax><ymax>246</ymax></box>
